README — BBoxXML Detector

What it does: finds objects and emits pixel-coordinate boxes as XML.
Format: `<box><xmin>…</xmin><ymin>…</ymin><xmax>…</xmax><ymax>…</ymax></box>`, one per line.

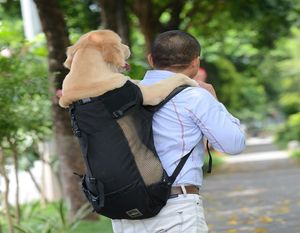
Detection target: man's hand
<box><xmin>196</xmin><ymin>80</ymin><xmax>218</xmax><ymax>100</ymax></box>
<box><xmin>193</xmin><ymin>68</ymin><xmax>217</xmax><ymax>99</ymax></box>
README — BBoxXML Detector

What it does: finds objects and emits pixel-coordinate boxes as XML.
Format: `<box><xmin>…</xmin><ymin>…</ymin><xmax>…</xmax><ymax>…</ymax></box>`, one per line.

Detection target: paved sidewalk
<box><xmin>202</xmin><ymin>149</ymin><xmax>300</xmax><ymax>233</ymax></box>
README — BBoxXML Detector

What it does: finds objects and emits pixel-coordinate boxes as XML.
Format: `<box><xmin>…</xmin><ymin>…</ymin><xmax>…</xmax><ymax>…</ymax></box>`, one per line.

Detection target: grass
<box><xmin>72</xmin><ymin>217</ymin><xmax>113</xmax><ymax>233</ymax></box>
<box><xmin>13</xmin><ymin>218</ymin><xmax>113</xmax><ymax>233</ymax></box>
<box><xmin>291</xmin><ymin>149</ymin><xmax>300</xmax><ymax>160</ymax></box>
<box><xmin>1</xmin><ymin>201</ymin><xmax>113</xmax><ymax>233</ymax></box>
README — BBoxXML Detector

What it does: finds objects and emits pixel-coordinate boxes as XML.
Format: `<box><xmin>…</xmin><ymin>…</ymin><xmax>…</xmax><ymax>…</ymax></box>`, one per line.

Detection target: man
<box><xmin>112</xmin><ymin>30</ymin><xmax>245</xmax><ymax>233</ymax></box>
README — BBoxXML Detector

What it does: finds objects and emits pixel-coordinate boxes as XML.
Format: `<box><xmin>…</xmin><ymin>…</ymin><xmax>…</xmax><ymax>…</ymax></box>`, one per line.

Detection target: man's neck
<box><xmin>158</xmin><ymin>67</ymin><xmax>194</xmax><ymax>78</ymax></box>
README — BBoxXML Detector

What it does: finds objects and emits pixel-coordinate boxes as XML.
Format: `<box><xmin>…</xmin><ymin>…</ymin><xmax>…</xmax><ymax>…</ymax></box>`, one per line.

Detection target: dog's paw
<box><xmin>173</xmin><ymin>73</ymin><xmax>199</xmax><ymax>87</ymax></box>
<box><xmin>56</xmin><ymin>89</ymin><xmax>63</xmax><ymax>98</ymax></box>
<box><xmin>186</xmin><ymin>78</ymin><xmax>199</xmax><ymax>87</ymax></box>
<box><xmin>56</xmin><ymin>90</ymin><xmax>68</xmax><ymax>108</ymax></box>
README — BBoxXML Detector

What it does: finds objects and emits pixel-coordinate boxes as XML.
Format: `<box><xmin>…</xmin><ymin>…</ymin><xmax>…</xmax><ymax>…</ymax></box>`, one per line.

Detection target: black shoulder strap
<box><xmin>168</xmin><ymin>147</ymin><xmax>195</xmax><ymax>184</ymax></box>
<box><xmin>146</xmin><ymin>85</ymin><xmax>189</xmax><ymax>113</ymax></box>
<box><xmin>168</xmin><ymin>142</ymin><xmax>213</xmax><ymax>185</ymax></box>
<box><xmin>147</xmin><ymin>84</ymin><xmax>213</xmax><ymax>177</ymax></box>
<box><xmin>206</xmin><ymin>140</ymin><xmax>213</xmax><ymax>173</ymax></box>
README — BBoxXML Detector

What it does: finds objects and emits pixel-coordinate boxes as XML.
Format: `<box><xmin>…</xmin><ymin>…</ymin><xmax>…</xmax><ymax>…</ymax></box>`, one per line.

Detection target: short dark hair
<box><xmin>150</xmin><ymin>30</ymin><xmax>201</xmax><ymax>69</ymax></box>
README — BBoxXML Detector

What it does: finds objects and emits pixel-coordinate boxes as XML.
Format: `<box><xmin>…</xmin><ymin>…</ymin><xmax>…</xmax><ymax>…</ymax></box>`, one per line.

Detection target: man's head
<box><xmin>148</xmin><ymin>30</ymin><xmax>201</xmax><ymax>77</ymax></box>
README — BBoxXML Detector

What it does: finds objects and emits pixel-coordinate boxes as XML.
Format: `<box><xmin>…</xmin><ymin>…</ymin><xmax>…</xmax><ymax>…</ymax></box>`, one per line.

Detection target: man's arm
<box><xmin>187</xmin><ymin>88</ymin><xmax>246</xmax><ymax>155</ymax></box>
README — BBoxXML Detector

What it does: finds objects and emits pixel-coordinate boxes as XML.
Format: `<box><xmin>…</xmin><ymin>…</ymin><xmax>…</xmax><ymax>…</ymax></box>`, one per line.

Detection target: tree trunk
<box><xmin>40</xmin><ymin>156</ymin><xmax>47</xmax><ymax>206</ymax></box>
<box><xmin>11</xmin><ymin>149</ymin><xmax>20</xmax><ymax>224</ymax></box>
<box><xmin>33</xmin><ymin>0</ymin><xmax>88</xmax><ymax>219</ymax></box>
<box><xmin>7</xmin><ymin>139</ymin><xmax>20</xmax><ymax>224</ymax></box>
<box><xmin>26</xmin><ymin>168</ymin><xmax>47</xmax><ymax>204</ymax></box>
<box><xmin>98</xmin><ymin>0</ymin><xmax>131</xmax><ymax>47</ymax></box>
<box><xmin>162</xmin><ymin>0</ymin><xmax>185</xmax><ymax>31</ymax></box>
<box><xmin>131</xmin><ymin>0</ymin><xmax>161</xmax><ymax>53</ymax></box>
<box><xmin>0</xmin><ymin>149</ymin><xmax>14</xmax><ymax>233</ymax></box>
<box><xmin>131</xmin><ymin>0</ymin><xmax>186</xmax><ymax>53</ymax></box>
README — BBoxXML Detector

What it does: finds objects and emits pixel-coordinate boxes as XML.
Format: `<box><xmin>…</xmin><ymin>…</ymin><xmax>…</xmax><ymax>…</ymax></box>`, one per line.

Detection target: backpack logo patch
<box><xmin>126</xmin><ymin>208</ymin><xmax>143</xmax><ymax>218</ymax></box>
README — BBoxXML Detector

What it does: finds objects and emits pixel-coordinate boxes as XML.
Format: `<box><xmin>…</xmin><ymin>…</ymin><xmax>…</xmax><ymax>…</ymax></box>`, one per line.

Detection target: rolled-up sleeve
<box><xmin>186</xmin><ymin>88</ymin><xmax>246</xmax><ymax>155</ymax></box>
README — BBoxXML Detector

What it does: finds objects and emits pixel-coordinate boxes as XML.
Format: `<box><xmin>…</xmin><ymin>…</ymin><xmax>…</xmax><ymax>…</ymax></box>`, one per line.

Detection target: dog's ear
<box><xmin>63</xmin><ymin>46</ymin><xmax>74</xmax><ymax>69</ymax></box>
<box><xmin>63</xmin><ymin>32</ymin><xmax>91</xmax><ymax>69</ymax></box>
<box><xmin>101</xmin><ymin>43</ymin><xmax>126</xmax><ymax>67</ymax></box>
<box><xmin>88</xmin><ymin>30</ymin><xmax>126</xmax><ymax>67</ymax></box>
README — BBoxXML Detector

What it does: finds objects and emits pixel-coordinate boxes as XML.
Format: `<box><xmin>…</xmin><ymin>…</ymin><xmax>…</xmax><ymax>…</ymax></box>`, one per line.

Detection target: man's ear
<box><xmin>191</xmin><ymin>56</ymin><xmax>200</xmax><ymax>68</ymax></box>
<box><xmin>147</xmin><ymin>54</ymin><xmax>154</xmax><ymax>68</ymax></box>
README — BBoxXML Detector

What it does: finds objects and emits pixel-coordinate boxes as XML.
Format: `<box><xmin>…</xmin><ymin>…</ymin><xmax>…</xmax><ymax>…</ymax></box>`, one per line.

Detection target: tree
<box><xmin>0</xmin><ymin>17</ymin><xmax>51</xmax><ymax>226</ymax></box>
<box><xmin>277</xmin><ymin>28</ymin><xmax>300</xmax><ymax>115</ymax></box>
<box><xmin>98</xmin><ymin>0</ymin><xmax>131</xmax><ymax>46</ymax></box>
<box><xmin>33</xmin><ymin>0</ymin><xmax>88</xmax><ymax>219</ymax></box>
<box><xmin>129</xmin><ymin>0</ymin><xmax>191</xmax><ymax>52</ymax></box>
<box><xmin>274</xmin><ymin>27</ymin><xmax>300</xmax><ymax>145</ymax></box>
<box><xmin>1</xmin><ymin>0</ymin><xmax>299</xmax><ymax>221</ymax></box>
<box><xmin>0</xmin><ymin>149</ymin><xmax>13</xmax><ymax>233</ymax></box>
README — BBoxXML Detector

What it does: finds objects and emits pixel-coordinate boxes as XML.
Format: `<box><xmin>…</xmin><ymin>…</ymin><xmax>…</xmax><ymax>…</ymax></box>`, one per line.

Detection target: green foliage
<box><xmin>59</xmin><ymin>0</ymin><xmax>100</xmax><ymax>33</ymax></box>
<box><xmin>0</xmin><ymin>19</ymin><xmax>51</xmax><ymax>159</ymax></box>
<box><xmin>0</xmin><ymin>0</ymin><xmax>21</xmax><ymax>20</ymax></box>
<box><xmin>1</xmin><ymin>201</ymin><xmax>113</xmax><ymax>233</ymax></box>
<box><xmin>279</xmin><ymin>93</ymin><xmax>300</xmax><ymax>115</ymax></box>
<box><xmin>126</xmin><ymin>27</ymin><xmax>149</xmax><ymax>80</ymax></box>
<box><xmin>126</xmin><ymin>60</ymin><xmax>148</xmax><ymax>81</ymax></box>
<box><xmin>203</xmin><ymin>56</ymin><xmax>267</xmax><ymax>125</ymax></box>
<box><xmin>276</xmin><ymin>112</ymin><xmax>300</xmax><ymax>147</ymax></box>
<box><xmin>212</xmin><ymin>57</ymin><xmax>243</xmax><ymax>112</ymax></box>
<box><xmin>271</xmin><ymin>27</ymin><xmax>300</xmax><ymax>145</ymax></box>
<box><xmin>229</xmin><ymin>0</ymin><xmax>295</xmax><ymax>47</ymax></box>
<box><xmin>256</xmin><ymin>52</ymin><xmax>283</xmax><ymax>102</ymax></box>
<box><xmin>291</xmin><ymin>149</ymin><xmax>300</xmax><ymax>160</ymax></box>
<box><xmin>275</xmin><ymin>28</ymin><xmax>300</xmax><ymax>116</ymax></box>
<box><xmin>72</xmin><ymin>219</ymin><xmax>112</xmax><ymax>233</ymax></box>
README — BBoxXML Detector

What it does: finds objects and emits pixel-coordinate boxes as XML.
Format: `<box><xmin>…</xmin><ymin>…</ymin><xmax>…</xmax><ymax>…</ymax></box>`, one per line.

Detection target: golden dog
<box><xmin>59</xmin><ymin>30</ymin><xmax>200</xmax><ymax>185</ymax></box>
<box><xmin>59</xmin><ymin>29</ymin><xmax>198</xmax><ymax>108</ymax></box>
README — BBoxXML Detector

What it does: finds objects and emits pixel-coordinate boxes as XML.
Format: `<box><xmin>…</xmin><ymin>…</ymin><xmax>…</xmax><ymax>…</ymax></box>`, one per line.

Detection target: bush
<box><xmin>0</xmin><ymin>201</ymin><xmax>113</xmax><ymax>233</ymax></box>
<box><xmin>276</xmin><ymin>112</ymin><xmax>300</xmax><ymax>147</ymax></box>
<box><xmin>291</xmin><ymin>150</ymin><xmax>300</xmax><ymax>160</ymax></box>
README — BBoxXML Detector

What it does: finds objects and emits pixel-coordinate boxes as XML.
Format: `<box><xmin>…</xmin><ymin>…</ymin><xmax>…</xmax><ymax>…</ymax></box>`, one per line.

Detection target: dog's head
<box><xmin>64</xmin><ymin>30</ymin><xmax>130</xmax><ymax>70</ymax></box>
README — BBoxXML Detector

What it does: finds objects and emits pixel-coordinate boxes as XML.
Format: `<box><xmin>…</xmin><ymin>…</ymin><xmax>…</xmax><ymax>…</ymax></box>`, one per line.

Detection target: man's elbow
<box><xmin>224</xmin><ymin>134</ymin><xmax>246</xmax><ymax>155</ymax></box>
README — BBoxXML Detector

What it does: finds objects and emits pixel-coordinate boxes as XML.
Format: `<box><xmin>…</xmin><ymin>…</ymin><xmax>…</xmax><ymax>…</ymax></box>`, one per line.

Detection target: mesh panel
<box><xmin>117</xmin><ymin>115</ymin><xmax>163</xmax><ymax>185</ymax></box>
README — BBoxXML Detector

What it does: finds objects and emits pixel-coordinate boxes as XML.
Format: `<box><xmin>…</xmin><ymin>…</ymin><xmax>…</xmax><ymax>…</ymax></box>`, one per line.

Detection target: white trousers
<box><xmin>111</xmin><ymin>194</ymin><xmax>208</xmax><ymax>233</ymax></box>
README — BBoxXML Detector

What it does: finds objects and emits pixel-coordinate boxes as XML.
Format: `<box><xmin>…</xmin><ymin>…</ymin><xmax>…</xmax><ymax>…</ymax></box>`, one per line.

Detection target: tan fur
<box><xmin>59</xmin><ymin>29</ymin><xmax>198</xmax><ymax>108</ymax></box>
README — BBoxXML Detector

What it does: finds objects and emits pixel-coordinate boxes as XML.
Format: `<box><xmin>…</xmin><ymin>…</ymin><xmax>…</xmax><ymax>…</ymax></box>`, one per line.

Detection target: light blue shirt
<box><xmin>141</xmin><ymin>70</ymin><xmax>246</xmax><ymax>187</ymax></box>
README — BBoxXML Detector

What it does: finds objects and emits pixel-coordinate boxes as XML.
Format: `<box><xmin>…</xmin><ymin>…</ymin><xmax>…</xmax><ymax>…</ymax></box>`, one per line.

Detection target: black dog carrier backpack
<box><xmin>69</xmin><ymin>81</ymin><xmax>211</xmax><ymax>219</ymax></box>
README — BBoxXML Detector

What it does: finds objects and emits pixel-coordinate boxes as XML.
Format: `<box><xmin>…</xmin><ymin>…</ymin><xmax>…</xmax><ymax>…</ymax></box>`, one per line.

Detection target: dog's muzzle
<box><xmin>123</xmin><ymin>63</ymin><xmax>131</xmax><ymax>71</ymax></box>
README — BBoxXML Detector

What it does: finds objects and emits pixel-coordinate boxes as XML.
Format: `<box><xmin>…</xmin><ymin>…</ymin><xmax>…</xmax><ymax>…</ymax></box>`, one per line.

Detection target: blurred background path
<box><xmin>203</xmin><ymin>137</ymin><xmax>300</xmax><ymax>233</ymax></box>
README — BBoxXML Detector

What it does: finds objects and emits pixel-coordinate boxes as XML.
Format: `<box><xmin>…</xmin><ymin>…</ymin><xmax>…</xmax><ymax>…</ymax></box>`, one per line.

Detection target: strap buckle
<box><xmin>112</xmin><ymin>110</ymin><xmax>123</xmax><ymax>119</ymax></box>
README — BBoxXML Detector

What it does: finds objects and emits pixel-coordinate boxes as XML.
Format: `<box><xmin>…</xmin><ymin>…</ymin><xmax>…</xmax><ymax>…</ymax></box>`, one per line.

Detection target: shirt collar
<box><xmin>143</xmin><ymin>70</ymin><xmax>176</xmax><ymax>83</ymax></box>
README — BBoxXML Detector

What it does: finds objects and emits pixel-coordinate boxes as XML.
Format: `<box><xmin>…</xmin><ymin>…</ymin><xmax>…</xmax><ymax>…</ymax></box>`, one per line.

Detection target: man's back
<box><xmin>141</xmin><ymin>70</ymin><xmax>245</xmax><ymax>187</ymax></box>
